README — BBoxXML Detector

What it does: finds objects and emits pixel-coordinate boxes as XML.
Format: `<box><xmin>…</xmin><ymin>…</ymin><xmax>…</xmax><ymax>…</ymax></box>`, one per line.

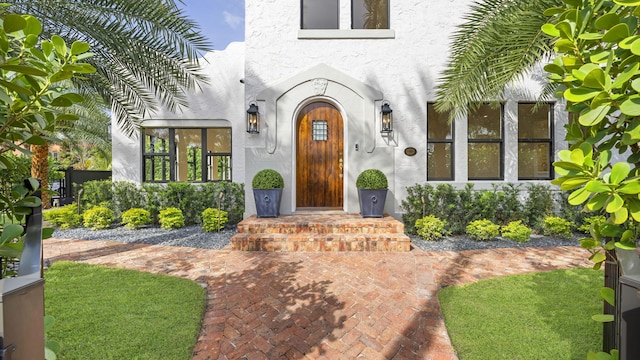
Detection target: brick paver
<box><xmin>44</xmin><ymin>239</ymin><xmax>591</xmax><ymax>359</ymax></box>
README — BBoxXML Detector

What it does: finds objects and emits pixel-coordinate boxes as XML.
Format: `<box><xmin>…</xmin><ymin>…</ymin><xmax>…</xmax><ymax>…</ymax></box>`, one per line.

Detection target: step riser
<box><xmin>231</xmin><ymin>239</ymin><xmax>410</xmax><ymax>252</ymax></box>
<box><xmin>237</xmin><ymin>225</ymin><xmax>405</xmax><ymax>235</ymax></box>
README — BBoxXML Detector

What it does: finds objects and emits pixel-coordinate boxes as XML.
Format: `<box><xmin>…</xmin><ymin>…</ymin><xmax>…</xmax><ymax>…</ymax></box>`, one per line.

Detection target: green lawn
<box><xmin>438</xmin><ymin>268</ymin><xmax>603</xmax><ymax>360</ymax></box>
<box><xmin>44</xmin><ymin>261</ymin><xmax>206</xmax><ymax>360</ymax></box>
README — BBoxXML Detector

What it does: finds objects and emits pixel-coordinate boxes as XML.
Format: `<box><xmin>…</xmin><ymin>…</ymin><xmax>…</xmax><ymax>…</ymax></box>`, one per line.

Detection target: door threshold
<box><xmin>294</xmin><ymin>208</ymin><xmax>346</xmax><ymax>215</ymax></box>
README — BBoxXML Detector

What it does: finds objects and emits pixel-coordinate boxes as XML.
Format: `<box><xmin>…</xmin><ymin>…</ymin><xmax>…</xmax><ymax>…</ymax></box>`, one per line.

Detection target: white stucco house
<box><xmin>112</xmin><ymin>0</ymin><xmax>568</xmax><ymax>220</ymax></box>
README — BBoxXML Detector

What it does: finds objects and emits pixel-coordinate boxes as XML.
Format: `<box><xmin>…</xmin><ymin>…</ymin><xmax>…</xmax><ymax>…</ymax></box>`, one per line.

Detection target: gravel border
<box><xmin>52</xmin><ymin>225</ymin><xmax>581</xmax><ymax>252</ymax></box>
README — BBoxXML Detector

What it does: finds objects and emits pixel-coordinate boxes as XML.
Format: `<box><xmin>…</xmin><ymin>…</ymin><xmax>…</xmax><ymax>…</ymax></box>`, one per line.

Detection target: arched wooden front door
<box><xmin>296</xmin><ymin>102</ymin><xmax>344</xmax><ymax>209</ymax></box>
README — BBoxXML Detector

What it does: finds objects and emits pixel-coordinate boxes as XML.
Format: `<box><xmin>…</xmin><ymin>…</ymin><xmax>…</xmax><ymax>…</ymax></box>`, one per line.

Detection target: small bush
<box><xmin>466</xmin><ymin>219</ymin><xmax>500</xmax><ymax>241</ymax></box>
<box><xmin>577</xmin><ymin>215</ymin><xmax>607</xmax><ymax>234</ymax></box>
<box><xmin>121</xmin><ymin>208</ymin><xmax>151</xmax><ymax>229</ymax></box>
<box><xmin>415</xmin><ymin>215</ymin><xmax>448</xmax><ymax>241</ymax></box>
<box><xmin>83</xmin><ymin>206</ymin><xmax>114</xmax><ymax>230</ymax></box>
<box><xmin>202</xmin><ymin>208</ymin><xmax>229</xmax><ymax>232</ymax></box>
<box><xmin>159</xmin><ymin>207</ymin><xmax>185</xmax><ymax>229</ymax></box>
<box><xmin>356</xmin><ymin>169</ymin><xmax>388</xmax><ymax>189</ymax></box>
<box><xmin>543</xmin><ymin>216</ymin><xmax>574</xmax><ymax>239</ymax></box>
<box><xmin>43</xmin><ymin>204</ymin><xmax>82</xmax><ymax>229</ymax></box>
<box><xmin>501</xmin><ymin>220</ymin><xmax>532</xmax><ymax>243</ymax></box>
<box><xmin>252</xmin><ymin>169</ymin><xmax>284</xmax><ymax>189</ymax></box>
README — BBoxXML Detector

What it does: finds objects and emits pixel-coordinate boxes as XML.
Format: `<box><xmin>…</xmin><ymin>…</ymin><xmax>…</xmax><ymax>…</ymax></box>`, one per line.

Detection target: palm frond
<box><xmin>435</xmin><ymin>0</ymin><xmax>560</xmax><ymax>119</ymax></box>
<box><xmin>8</xmin><ymin>0</ymin><xmax>212</xmax><ymax>136</ymax></box>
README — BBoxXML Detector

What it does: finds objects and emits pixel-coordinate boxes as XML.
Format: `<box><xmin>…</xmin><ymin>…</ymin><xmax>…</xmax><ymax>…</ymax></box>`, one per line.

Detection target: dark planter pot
<box><xmin>253</xmin><ymin>188</ymin><xmax>282</xmax><ymax>218</ymax></box>
<box><xmin>358</xmin><ymin>189</ymin><xmax>387</xmax><ymax>218</ymax></box>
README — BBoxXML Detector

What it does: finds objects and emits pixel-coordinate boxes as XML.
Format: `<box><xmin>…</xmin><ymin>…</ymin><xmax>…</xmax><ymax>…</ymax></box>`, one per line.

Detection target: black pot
<box><xmin>358</xmin><ymin>189</ymin><xmax>387</xmax><ymax>218</ymax></box>
<box><xmin>253</xmin><ymin>188</ymin><xmax>283</xmax><ymax>218</ymax></box>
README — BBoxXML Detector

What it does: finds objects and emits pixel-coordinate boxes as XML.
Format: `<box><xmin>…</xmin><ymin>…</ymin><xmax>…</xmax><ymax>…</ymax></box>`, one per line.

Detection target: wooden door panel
<box><xmin>296</xmin><ymin>102</ymin><xmax>343</xmax><ymax>208</ymax></box>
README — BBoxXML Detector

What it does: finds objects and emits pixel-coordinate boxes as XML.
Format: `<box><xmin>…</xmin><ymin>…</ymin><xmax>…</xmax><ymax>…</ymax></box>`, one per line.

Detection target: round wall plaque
<box><xmin>404</xmin><ymin>147</ymin><xmax>417</xmax><ymax>156</ymax></box>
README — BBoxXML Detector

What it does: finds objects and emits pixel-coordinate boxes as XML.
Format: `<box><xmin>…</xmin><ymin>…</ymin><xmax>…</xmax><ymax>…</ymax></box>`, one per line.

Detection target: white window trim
<box><xmin>298</xmin><ymin>29</ymin><xmax>395</xmax><ymax>40</ymax></box>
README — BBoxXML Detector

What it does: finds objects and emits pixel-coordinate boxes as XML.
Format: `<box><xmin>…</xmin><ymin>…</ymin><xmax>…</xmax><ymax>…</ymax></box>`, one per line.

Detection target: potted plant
<box><xmin>252</xmin><ymin>169</ymin><xmax>284</xmax><ymax>218</ymax></box>
<box><xmin>356</xmin><ymin>169</ymin><xmax>388</xmax><ymax>218</ymax></box>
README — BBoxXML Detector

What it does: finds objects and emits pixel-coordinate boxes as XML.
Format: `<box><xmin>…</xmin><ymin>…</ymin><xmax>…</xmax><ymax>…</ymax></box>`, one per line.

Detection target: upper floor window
<box><xmin>427</xmin><ymin>103</ymin><xmax>454</xmax><ymax>181</ymax></box>
<box><xmin>518</xmin><ymin>103</ymin><xmax>554</xmax><ymax>180</ymax></box>
<box><xmin>301</xmin><ymin>0</ymin><xmax>339</xmax><ymax>29</ymax></box>
<box><xmin>352</xmin><ymin>0</ymin><xmax>389</xmax><ymax>29</ymax></box>
<box><xmin>468</xmin><ymin>103</ymin><xmax>503</xmax><ymax>180</ymax></box>
<box><xmin>143</xmin><ymin>127</ymin><xmax>232</xmax><ymax>183</ymax></box>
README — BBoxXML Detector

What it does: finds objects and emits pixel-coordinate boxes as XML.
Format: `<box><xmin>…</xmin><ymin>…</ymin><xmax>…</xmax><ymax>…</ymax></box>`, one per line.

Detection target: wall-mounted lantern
<box><xmin>246</xmin><ymin>103</ymin><xmax>260</xmax><ymax>134</ymax></box>
<box><xmin>381</xmin><ymin>102</ymin><xmax>393</xmax><ymax>133</ymax></box>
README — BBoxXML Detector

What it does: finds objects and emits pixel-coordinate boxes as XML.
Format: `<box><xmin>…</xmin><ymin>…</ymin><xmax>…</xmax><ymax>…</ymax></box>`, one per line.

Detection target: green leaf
<box><xmin>542</xmin><ymin>23</ymin><xmax>560</xmax><ymax>37</ymax></box>
<box><xmin>611</xmin><ymin>206</ymin><xmax>629</xmax><ymax>224</ymax></box>
<box><xmin>23</xmin><ymin>15</ymin><xmax>42</xmax><ymax>36</ymax></box>
<box><xmin>42</xmin><ymin>227</ymin><xmax>54</xmax><ymax>240</ymax></box>
<box><xmin>612</xmin><ymin>63</ymin><xmax>639</xmax><ymax>89</ymax></box>
<box><xmin>559</xmin><ymin>176</ymin><xmax>591</xmax><ymax>190</ymax></box>
<box><xmin>621</xmin><ymin>35</ymin><xmax>640</xmax><ymax>49</ymax></box>
<box><xmin>3</xmin><ymin>14</ymin><xmax>26</xmax><ymax>33</ymax></box>
<box><xmin>628</xmin><ymin>198</ymin><xmax>640</xmax><ymax>222</ymax></box>
<box><xmin>585</xmin><ymin>180</ymin><xmax>610</xmax><ymax>193</ymax></box>
<box><xmin>614</xmin><ymin>0</ymin><xmax>640</xmax><ymax>5</ymax></box>
<box><xmin>0</xmin><ymin>64</ymin><xmax>48</xmax><ymax>76</ymax></box>
<box><xmin>610</xmin><ymin>162</ymin><xmax>631</xmax><ymax>184</ymax></box>
<box><xmin>606</xmin><ymin>193</ymin><xmax>624</xmax><ymax>213</ymax></box>
<box><xmin>603</xmin><ymin>23</ymin><xmax>629</xmax><ymax>43</ymax></box>
<box><xmin>601</xmin><ymin>287</ymin><xmax>615</xmax><ymax>306</ymax></box>
<box><xmin>631</xmin><ymin>38</ymin><xmax>640</xmax><ymax>56</ymax></box>
<box><xmin>51</xmin><ymin>35</ymin><xmax>67</xmax><ymax>57</ymax></box>
<box><xmin>579</xmin><ymin>32</ymin><xmax>604</xmax><ymax>40</ymax></box>
<box><xmin>618</xmin><ymin>179</ymin><xmax>640</xmax><ymax>194</ymax></box>
<box><xmin>0</xmin><ymin>223</ymin><xmax>23</xmax><ymax>244</ymax></box>
<box><xmin>544</xmin><ymin>63</ymin><xmax>564</xmax><ymax>75</ymax></box>
<box><xmin>620</xmin><ymin>96</ymin><xmax>640</xmax><ymax>116</ymax></box>
<box><xmin>70</xmin><ymin>41</ymin><xmax>90</xmax><ymax>55</ymax></box>
<box><xmin>622</xmin><ymin>119</ymin><xmax>640</xmax><ymax>145</ymax></box>
<box><xmin>592</xmin><ymin>314</ymin><xmax>615</xmax><ymax>323</ymax></box>
<box><xmin>568</xmin><ymin>187</ymin><xmax>591</xmax><ymax>205</ymax></box>
<box><xmin>595</xmin><ymin>13</ymin><xmax>621</xmax><ymax>30</ymax></box>
<box><xmin>50</xmin><ymin>96</ymin><xmax>73</xmax><ymax>107</ymax></box>
<box><xmin>591</xmin><ymin>252</ymin><xmax>607</xmax><ymax>264</ymax></box>
<box><xmin>580</xmin><ymin>238</ymin><xmax>599</xmax><ymax>249</ymax></box>
<box><xmin>579</xmin><ymin>105</ymin><xmax>610</xmax><ymax>126</ymax></box>
<box><xmin>583</xmin><ymin>68</ymin><xmax>609</xmax><ymax>89</ymax></box>
<box><xmin>565</xmin><ymin>87</ymin><xmax>600</xmax><ymax>102</ymax></box>
<box><xmin>556</xmin><ymin>20</ymin><xmax>574</xmax><ymax>41</ymax></box>
<box><xmin>587</xmin><ymin>193</ymin><xmax>609</xmax><ymax>211</ymax></box>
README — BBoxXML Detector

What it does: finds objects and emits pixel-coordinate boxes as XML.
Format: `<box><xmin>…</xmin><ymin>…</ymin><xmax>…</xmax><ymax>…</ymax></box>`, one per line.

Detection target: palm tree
<box><xmin>434</xmin><ymin>0</ymin><xmax>559</xmax><ymax>118</ymax></box>
<box><xmin>7</xmin><ymin>0</ymin><xmax>210</xmax><ymax>206</ymax></box>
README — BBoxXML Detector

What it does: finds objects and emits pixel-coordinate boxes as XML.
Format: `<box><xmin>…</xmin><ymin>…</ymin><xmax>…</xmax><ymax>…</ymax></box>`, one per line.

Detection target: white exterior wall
<box><xmin>112</xmin><ymin>43</ymin><xmax>246</xmax><ymax>184</ymax></box>
<box><xmin>243</xmin><ymin>0</ymin><xmax>568</xmax><ymax>218</ymax></box>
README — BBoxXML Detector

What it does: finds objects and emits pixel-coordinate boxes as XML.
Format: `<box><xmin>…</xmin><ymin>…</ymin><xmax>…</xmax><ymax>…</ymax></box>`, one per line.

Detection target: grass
<box><xmin>438</xmin><ymin>268</ymin><xmax>603</xmax><ymax>360</ymax></box>
<box><xmin>44</xmin><ymin>261</ymin><xmax>206</xmax><ymax>360</ymax></box>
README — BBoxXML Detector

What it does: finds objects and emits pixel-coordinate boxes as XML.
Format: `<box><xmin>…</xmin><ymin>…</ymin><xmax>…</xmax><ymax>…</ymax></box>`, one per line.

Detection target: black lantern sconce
<box><xmin>246</xmin><ymin>103</ymin><xmax>260</xmax><ymax>134</ymax></box>
<box><xmin>381</xmin><ymin>102</ymin><xmax>393</xmax><ymax>133</ymax></box>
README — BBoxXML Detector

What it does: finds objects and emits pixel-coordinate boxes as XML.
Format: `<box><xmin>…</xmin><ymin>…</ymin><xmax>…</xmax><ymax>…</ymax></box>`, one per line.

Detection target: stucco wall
<box><xmin>112</xmin><ymin>42</ymin><xmax>246</xmax><ymax>184</ymax></box>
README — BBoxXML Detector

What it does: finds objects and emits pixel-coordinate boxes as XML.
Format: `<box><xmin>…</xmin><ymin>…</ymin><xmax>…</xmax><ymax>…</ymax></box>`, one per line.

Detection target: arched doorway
<box><xmin>296</xmin><ymin>101</ymin><xmax>344</xmax><ymax>209</ymax></box>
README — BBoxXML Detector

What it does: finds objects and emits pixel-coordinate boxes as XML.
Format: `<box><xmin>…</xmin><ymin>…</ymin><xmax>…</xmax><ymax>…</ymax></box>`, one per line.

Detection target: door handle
<box><xmin>338</xmin><ymin>156</ymin><xmax>343</xmax><ymax>178</ymax></box>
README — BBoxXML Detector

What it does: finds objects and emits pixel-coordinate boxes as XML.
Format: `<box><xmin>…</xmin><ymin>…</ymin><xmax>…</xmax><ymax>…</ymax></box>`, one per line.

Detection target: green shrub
<box><xmin>201</xmin><ymin>208</ymin><xmax>228</xmax><ymax>232</ymax></box>
<box><xmin>121</xmin><ymin>208</ymin><xmax>151</xmax><ymax>229</ymax></box>
<box><xmin>356</xmin><ymin>169</ymin><xmax>388</xmax><ymax>189</ymax></box>
<box><xmin>543</xmin><ymin>216</ymin><xmax>574</xmax><ymax>239</ymax></box>
<box><xmin>252</xmin><ymin>169</ymin><xmax>284</xmax><ymax>189</ymax></box>
<box><xmin>577</xmin><ymin>215</ymin><xmax>607</xmax><ymax>234</ymax></box>
<box><xmin>164</xmin><ymin>182</ymin><xmax>200</xmax><ymax>226</ymax></box>
<box><xmin>82</xmin><ymin>206</ymin><xmax>114</xmax><ymax>230</ymax></box>
<box><xmin>112</xmin><ymin>181</ymin><xmax>145</xmax><ymax>217</ymax></box>
<box><xmin>466</xmin><ymin>219</ymin><xmax>500</xmax><ymax>241</ymax></box>
<box><xmin>159</xmin><ymin>207</ymin><xmax>185</xmax><ymax>229</ymax></box>
<box><xmin>501</xmin><ymin>220</ymin><xmax>532</xmax><ymax>243</ymax></box>
<box><xmin>43</xmin><ymin>204</ymin><xmax>82</xmax><ymax>229</ymax></box>
<box><xmin>522</xmin><ymin>184</ymin><xmax>554</xmax><ymax>231</ymax></box>
<box><xmin>415</xmin><ymin>215</ymin><xmax>449</xmax><ymax>241</ymax></box>
<box><xmin>198</xmin><ymin>182</ymin><xmax>245</xmax><ymax>225</ymax></box>
<box><xmin>77</xmin><ymin>180</ymin><xmax>112</xmax><ymax>212</ymax></box>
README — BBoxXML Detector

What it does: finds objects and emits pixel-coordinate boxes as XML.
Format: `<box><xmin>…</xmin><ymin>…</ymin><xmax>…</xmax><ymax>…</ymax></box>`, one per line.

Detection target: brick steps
<box><xmin>231</xmin><ymin>214</ymin><xmax>411</xmax><ymax>252</ymax></box>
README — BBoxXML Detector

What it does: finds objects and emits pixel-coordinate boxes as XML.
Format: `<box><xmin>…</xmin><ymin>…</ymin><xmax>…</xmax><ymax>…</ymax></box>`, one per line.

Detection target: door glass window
<box><xmin>312</xmin><ymin>120</ymin><xmax>328</xmax><ymax>141</ymax></box>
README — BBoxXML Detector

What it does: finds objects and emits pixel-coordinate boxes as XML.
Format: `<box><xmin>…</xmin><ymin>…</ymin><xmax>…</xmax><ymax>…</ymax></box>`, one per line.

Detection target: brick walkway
<box><xmin>43</xmin><ymin>239</ymin><xmax>592</xmax><ymax>360</ymax></box>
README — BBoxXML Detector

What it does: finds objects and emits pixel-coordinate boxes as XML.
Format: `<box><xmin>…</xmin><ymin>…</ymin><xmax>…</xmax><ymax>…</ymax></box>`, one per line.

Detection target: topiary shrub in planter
<box><xmin>159</xmin><ymin>207</ymin><xmax>185</xmax><ymax>229</ymax></box>
<box><xmin>356</xmin><ymin>169</ymin><xmax>388</xmax><ymax>218</ymax></box>
<box><xmin>121</xmin><ymin>208</ymin><xmax>151</xmax><ymax>229</ymax></box>
<box><xmin>83</xmin><ymin>206</ymin><xmax>114</xmax><ymax>230</ymax></box>
<box><xmin>202</xmin><ymin>208</ymin><xmax>228</xmax><ymax>232</ymax></box>
<box><xmin>252</xmin><ymin>169</ymin><xmax>284</xmax><ymax>218</ymax></box>
<box><xmin>466</xmin><ymin>219</ymin><xmax>500</xmax><ymax>241</ymax></box>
